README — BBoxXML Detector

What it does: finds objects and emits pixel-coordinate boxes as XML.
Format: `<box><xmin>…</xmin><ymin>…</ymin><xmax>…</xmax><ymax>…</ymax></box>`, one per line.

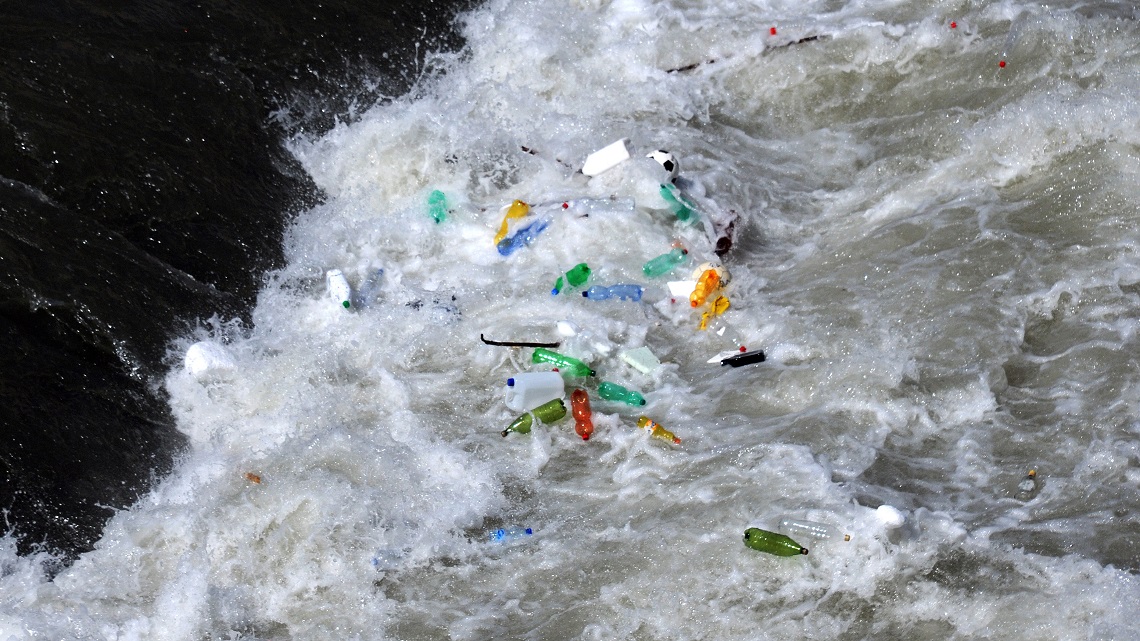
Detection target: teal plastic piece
<box><xmin>643</xmin><ymin>248</ymin><xmax>688</xmax><ymax>278</ymax></box>
<box><xmin>427</xmin><ymin>189</ymin><xmax>448</xmax><ymax>223</ymax></box>
<box><xmin>597</xmin><ymin>381</ymin><xmax>646</xmax><ymax>406</ymax></box>
<box><xmin>660</xmin><ymin>184</ymin><xmax>698</xmax><ymax>223</ymax></box>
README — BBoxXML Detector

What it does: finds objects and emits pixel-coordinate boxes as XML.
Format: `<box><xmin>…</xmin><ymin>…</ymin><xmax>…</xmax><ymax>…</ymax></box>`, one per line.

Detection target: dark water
<box><xmin>0</xmin><ymin>0</ymin><xmax>473</xmax><ymax>561</ymax></box>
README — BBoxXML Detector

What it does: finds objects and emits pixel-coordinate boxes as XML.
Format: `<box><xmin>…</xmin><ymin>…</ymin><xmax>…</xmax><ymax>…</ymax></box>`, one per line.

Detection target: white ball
<box><xmin>646</xmin><ymin>149</ymin><xmax>680</xmax><ymax>180</ymax></box>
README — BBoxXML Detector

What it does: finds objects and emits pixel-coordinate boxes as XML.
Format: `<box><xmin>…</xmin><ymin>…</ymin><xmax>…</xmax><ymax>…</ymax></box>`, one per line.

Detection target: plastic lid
<box><xmin>507</xmin><ymin>378</ymin><xmax>515</xmax><ymax>386</ymax></box>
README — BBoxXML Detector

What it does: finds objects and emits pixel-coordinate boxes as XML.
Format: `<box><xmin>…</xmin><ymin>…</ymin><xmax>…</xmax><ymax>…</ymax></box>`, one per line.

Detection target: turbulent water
<box><xmin>5</xmin><ymin>0</ymin><xmax>1140</xmax><ymax>639</ymax></box>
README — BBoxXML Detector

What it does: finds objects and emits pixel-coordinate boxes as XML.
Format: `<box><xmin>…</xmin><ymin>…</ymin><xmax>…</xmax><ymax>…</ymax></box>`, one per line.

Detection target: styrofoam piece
<box><xmin>875</xmin><ymin>505</ymin><xmax>906</xmax><ymax>529</ymax></box>
<box><xmin>667</xmin><ymin>280</ymin><xmax>697</xmax><ymax>297</ymax></box>
<box><xmin>581</xmin><ymin>139</ymin><xmax>630</xmax><ymax>176</ymax></box>
<box><xmin>556</xmin><ymin>320</ymin><xmax>580</xmax><ymax>337</ymax></box>
<box><xmin>184</xmin><ymin>341</ymin><xmax>236</xmax><ymax>379</ymax></box>
<box><xmin>620</xmin><ymin>346</ymin><xmax>661</xmax><ymax>374</ymax></box>
<box><xmin>505</xmin><ymin>371</ymin><xmax>566</xmax><ymax>412</ymax></box>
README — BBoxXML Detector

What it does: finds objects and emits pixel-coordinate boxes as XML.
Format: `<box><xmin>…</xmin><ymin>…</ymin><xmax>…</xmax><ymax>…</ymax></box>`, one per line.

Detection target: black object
<box><xmin>720</xmin><ymin>349</ymin><xmax>766</xmax><ymax>367</ymax></box>
<box><xmin>480</xmin><ymin>334</ymin><xmax>561</xmax><ymax>348</ymax></box>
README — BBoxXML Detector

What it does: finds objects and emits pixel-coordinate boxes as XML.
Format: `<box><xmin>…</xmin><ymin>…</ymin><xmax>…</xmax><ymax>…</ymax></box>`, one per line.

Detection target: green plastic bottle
<box><xmin>597</xmin><ymin>381</ymin><xmax>646</xmax><ymax>406</ymax></box>
<box><xmin>642</xmin><ymin>248</ymin><xmax>688</xmax><ymax>278</ymax></box>
<box><xmin>743</xmin><ymin>527</ymin><xmax>809</xmax><ymax>556</ymax></box>
<box><xmin>501</xmin><ymin>398</ymin><xmax>567</xmax><ymax>436</ymax></box>
<box><xmin>660</xmin><ymin>184</ymin><xmax>698</xmax><ymax>223</ymax></box>
<box><xmin>427</xmin><ymin>189</ymin><xmax>448</xmax><ymax>223</ymax></box>
<box><xmin>531</xmin><ymin>348</ymin><xmax>595</xmax><ymax>377</ymax></box>
<box><xmin>552</xmin><ymin>263</ymin><xmax>591</xmax><ymax>295</ymax></box>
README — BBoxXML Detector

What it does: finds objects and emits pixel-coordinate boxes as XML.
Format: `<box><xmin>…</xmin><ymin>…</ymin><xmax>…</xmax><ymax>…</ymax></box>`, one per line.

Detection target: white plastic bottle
<box><xmin>504</xmin><ymin>371</ymin><xmax>565</xmax><ymax>412</ymax></box>
<box><xmin>326</xmin><ymin>269</ymin><xmax>352</xmax><ymax>309</ymax></box>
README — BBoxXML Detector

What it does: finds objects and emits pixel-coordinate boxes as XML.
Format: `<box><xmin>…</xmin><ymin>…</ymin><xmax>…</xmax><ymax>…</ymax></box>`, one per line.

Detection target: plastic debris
<box><xmin>494</xmin><ymin>199</ymin><xmax>531</xmax><ymax>245</ymax></box>
<box><xmin>532</xmin><ymin>347</ymin><xmax>595</xmax><ymax>377</ymax></box>
<box><xmin>720</xmin><ymin>349</ymin><xmax>766</xmax><ymax>367</ymax></box>
<box><xmin>553</xmin><ymin>263</ymin><xmax>591</xmax><ymax>295</ymax></box>
<box><xmin>326</xmin><ymin>269</ymin><xmax>352</xmax><ymax>309</ymax></box>
<box><xmin>698</xmin><ymin>295</ymin><xmax>730</xmax><ymax>330</ymax></box>
<box><xmin>427</xmin><ymin>189</ymin><xmax>449</xmax><ymax>223</ymax></box>
<box><xmin>497</xmin><ymin>217</ymin><xmax>551</xmax><ymax>256</ymax></box>
<box><xmin>690</xmin><ymin>269</ymin><xmax>720</xmax><ymax>307</ymax></box>
<box><xmin>777</xmin><ymin>517</ymin><xmax>850</xmax><ymax>542</ymax></box>
<box><xmin>244</xmin><ymin>472</ymin><xmax>262</xmax><ymax>484</ymax></box>
<box><xmin>646</xmin><ymin>149</ymin><xmax>680</xmax><ymax>181</ymax></box>
<box><xmin>743</xmin><ymin>527</ymin><xmax>809</xmax><ymax>556</ymax></box>
<box><xmin>570</xmin><ymin>388</ymin><xmax>594</xmax><ymax>440</ymax></box>
<box><xmin>582</xmin><ymin>284</ymin><xmax>643</xmax><ymax>302</ymax></box>
<box><xmin>597</xmin><ymin>381</ymin><xmax>646</xmax><ymax>406</ymax></box>
<box><xmin>581</xmin><ymin>139</ymin><xmax>630</xmax><ymax>176</ymax></box>
<box><xmin>875</xmin><ymin>505</ymin><xmax>906</xmax><ymax>530</ymax></box>
<box><xmin>502</xmin><ymin>398</ymin><xmax>568</xmax><ymax>436</ymax></box>
<box><xmin>505</xmin><ymin>371</ymin><xmax>565</xmax><ymax>412</ymax></box>
<box><xmin>637</xmin><ymin>416</ymin><xmax>681</xmax><ymax>444</ymax></box>
<box><xmin>489</xmin><ymin>527</ymin><xmax>534</xmax><ymax>542</ymax></box>
<box><xmin>1016</xmin><ymin>469</ymin><xmax>1039</xmax><ymax>501</ymax></box>
<box><xmin>480</xmin><ymin>334</ymin><xmax>561</xmax><ymax>348</ymax></box>
<box><xmin>620</xmin><ymin>346</ymin><xmax>661</xmax><ymax>374</ymax></box>
<box><xmin>667</xmin><ymin>280</ymin><xmax>697</xmax><ymax>298</ymax></box>
<box><xmin>643</xmin><ymin>248</ymin><xmax>688</xmax><ymax>278</ymax></box>
<box><xmin>184</xmin><ymin>341</ymin><xmax>236</xmax><ymax>379</ymax></box>
<box><xmin>660</xmin><ymin>183</ymin><xmax>698</xmax><ymax>223</ymax></box>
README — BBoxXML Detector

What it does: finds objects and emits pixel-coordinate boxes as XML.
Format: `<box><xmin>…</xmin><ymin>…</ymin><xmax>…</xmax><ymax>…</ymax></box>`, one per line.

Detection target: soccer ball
<box><xmin>646</xmin><ymin>149</ymin><xmax>680</xmax><ymax>180</ymax></box>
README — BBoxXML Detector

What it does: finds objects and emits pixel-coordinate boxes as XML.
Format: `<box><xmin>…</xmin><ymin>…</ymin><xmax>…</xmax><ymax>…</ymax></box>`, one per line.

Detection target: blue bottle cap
<box><xmin>507</xmin><ymin>378</ymin><xmax>515</xmax><ymax>386</ymax></box>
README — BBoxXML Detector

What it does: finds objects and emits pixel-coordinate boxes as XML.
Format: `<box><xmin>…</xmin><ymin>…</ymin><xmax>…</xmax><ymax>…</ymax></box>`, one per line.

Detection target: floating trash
<box><xmin>743</xmin><ymin>527</ymin><xmax>809</xmax><ymax>556</ymax></box>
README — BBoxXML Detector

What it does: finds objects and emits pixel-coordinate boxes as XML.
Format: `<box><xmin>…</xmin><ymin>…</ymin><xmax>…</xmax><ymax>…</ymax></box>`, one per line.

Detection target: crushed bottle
<box><xmin>427</xmin><ymin>189</ymin><xmax>449</xmax><ymax>223</ymax></box>
<box><xmin>497</xmin><ymin>217</ymin><xmax>551</xmax><ymax>256</ymax></box>
<box><xmin>553</xmin><ymin>263</ymin><xmax>591</xmax><ymax>295</ymax></box>
<box><xmin>743</xmin><ymin>527</ymin><xmax>808</xmax><ymax>556</ymax></box>
<box><xmin>643</xmin><ymin>248</ymin><xmax>688</xmax><ymax>278</ymax></box>
<box><xmin>636</xmin><ymin>416</ymin><xmax>681</xmax><ymax>444</ymax></box>
<box><xmin>698</xmin><ymin>295</ymin><xmax>730</xmax><ymax>330</ymax></box>
<box><xmin>532</xmin><ymin>348</ymin><xmax>595</xmax><ymax>377</ymax></box>
<box><xmin>597</xmin><ymin>381</ymin><xmax>646</xmax><ymax>406</ymax></box>
<box><xmin>660</xmin><ymin>183</ymin><xmax>698</xmax><ymax>223</ymax></box>
<box><xmin>1016</xmin><ymin>469</ymin><xmax>1040</xmax><ymax>501</ymax></box>
<box><xmin>570</xmin><ymin>388</ymin><xmax>594</xmax><ymax>440</ymax></box>
<box><xmin>582</xmin><ymin>285</ymin><xmax>643</xmax><ymax>302</ymax></box>
<box><xmin>502</xmin><ymin>398</ymin><xmax>567</xmax><ymax>436</ymax></box>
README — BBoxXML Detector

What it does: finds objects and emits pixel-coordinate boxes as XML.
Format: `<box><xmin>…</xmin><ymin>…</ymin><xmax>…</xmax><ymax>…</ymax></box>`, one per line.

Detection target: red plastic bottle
<box><xmin>570</xmin><ymin>388</ymin><xmax>594</xmax><ymax>441</ymax></box>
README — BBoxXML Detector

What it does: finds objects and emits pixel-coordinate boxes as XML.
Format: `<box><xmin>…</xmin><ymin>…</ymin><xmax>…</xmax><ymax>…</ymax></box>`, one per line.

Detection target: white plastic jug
<box><xmin>504</xmin><ymin>371</ymin><xmax>565</xmax><ymax>412</ymax></box>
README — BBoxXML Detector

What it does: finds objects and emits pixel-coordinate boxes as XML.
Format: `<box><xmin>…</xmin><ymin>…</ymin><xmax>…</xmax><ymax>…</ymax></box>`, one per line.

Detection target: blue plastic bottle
<box><xmin>582</xmin><ymin>285</ymin><xmax>643</xmax><ymax>301</ymax></box>
<box><xmin>497</xmin><ymin>217</ymin><xmax>551</xmax><ymax>256</ymax></box>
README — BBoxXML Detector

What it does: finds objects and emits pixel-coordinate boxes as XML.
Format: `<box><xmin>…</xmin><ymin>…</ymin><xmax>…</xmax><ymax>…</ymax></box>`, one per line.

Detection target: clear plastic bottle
<box><xmin>597</xmin><ymin>381</ymin><xmax>646</xmax><ymax>406</ymax></box>
<box><xmin>532</xmin><ymin>348</ymin><xmax>595</xmax><ymax>377</ymax></box>
<box><xmin>643</xmin><ymin>248</ymin><xmax>688</xmax><ymax>278</ymax></box>
<box><xmin>777</xmin><ymin>517</ymin><xmax>851</xmax><ymax>542</ymax></box>
<box><xmin>743</xmin><ymin>527</ymin><xmax>808</xmax><ymax>556</ymax></box>
<box><xmin>582</xmin><ymin>285</ymin><xmax>643</xmax><ymax>302</ymax></box>
<box><xmin>570</xmin><ymin>388</ymin><xmax>594</xmax><ymax>440</ymax></box>
<box><xmin>553</xmin><ymin>263</ymin><xmax>591</xmax><ymax>295</ymax></box>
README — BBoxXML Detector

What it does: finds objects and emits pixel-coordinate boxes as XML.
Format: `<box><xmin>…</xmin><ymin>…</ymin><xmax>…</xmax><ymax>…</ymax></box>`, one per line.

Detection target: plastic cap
<box><xmin>507</xmin><ymin>378</ymin><xmax>515</xmax><ymax>387</ymax></box>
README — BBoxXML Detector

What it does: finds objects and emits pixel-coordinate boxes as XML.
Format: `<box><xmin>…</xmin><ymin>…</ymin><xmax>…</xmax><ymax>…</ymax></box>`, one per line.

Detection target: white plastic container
<box><xmin>326</xmin><ymin>269</ymin><xmax>352</xmax><ymax>309</ymax></box>
<box><xmin>581</xmin><ymin>139</ymin><xmax>630</xmax><ymax>176</ymax></box>
<box><xmin>504</xmin><ymin>371</ymin><xmax>565</xmax><ymax>412</ymax></box>
<box><xmin>183</xmin><ymin>341</ymin><xmax>236</xmax><ymax>380</ymax></box>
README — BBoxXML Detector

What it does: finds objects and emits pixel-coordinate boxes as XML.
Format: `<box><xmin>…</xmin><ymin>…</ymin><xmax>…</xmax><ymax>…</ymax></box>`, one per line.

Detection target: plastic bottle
<box><xmin>690</xmin><ymin>269</ymin><xmax>720</xmax><ymax>308</ymax></box>
<box><xmin>531</xmin><ymin>348</ymin><xmax>595</xmax><ymax>377</ymax></box>
<box><xmin>326</xmin><ymin>269</ymin><xmax>352</xmax><ymax>309</ymax></box>
<box><xmin>489</xmin><ymin>527</ymin><xmax>533</xmax><ymax>542</ymax></box>
<box><xmin>494</xmin><ymin>199</ymin><xmax>531</xmax><ymax>245</ymax></box>
<box><xmin>636</xmin><ymin>416</ymin><xmax>681</xmax><ymax>444</ymax></box>
<box><xmin>427</xmin><ymin>189</ymin><xmax>449</xmax><ymax>223</ymax></box>
<box><xmin>643</xmin><ymin>248</ymin><xmax>688</xmax><ymax>278</ymax></box>
<box><xmin>497</xmin><ymin>217</ymin><xmax>551</xmax><ymax>256</ymax></box>
<box><xmin>777</xmin><ymin>517</ymin><xmax>851</xmax><ymax>542</ymax></box>
<box><xmin>720</xmin><ymin>349</ymin><xmax>766</xmax><ymax>367</ymax></box>
<box><xmin>1016</xmin><ymin>469</ymin><xmax>1039</xmax><ymax>501</ymax></box>
<box><xmin>743</xmin><ymin>527</ymin><xmax>808</xmax><ymax>556</ymax></box>
<box><xmin>504</xmin><ymin>371</ymin><xmax>565</xmax><ymax>412</ymax></box>
<box><xmin>552</xmin><ymin>263</ymin><xmax>591</xmax><ymax>295</ymax></box>
<box><xmin>570</xmin><ymin>388</ymin><xmax>594</xmax><ymax>440</ymax></box>
<box><xmin>660</xmin><ymin>183</ymin><xmax>698</xmax><ymax>223</ymax></box>
<box><xmin>582</xmin><ymin>285</ymin><xmax>643</xmax><ymax>302</ymax></box>
<box><xmin>597</xmin><ymin>381</ymin><xmax>646</xmax><ymax>406</ymax></box>
<box><xmin>501</xmin><ymin>398</ymin><xmax>567</xmax><ymax>436</ymax></box>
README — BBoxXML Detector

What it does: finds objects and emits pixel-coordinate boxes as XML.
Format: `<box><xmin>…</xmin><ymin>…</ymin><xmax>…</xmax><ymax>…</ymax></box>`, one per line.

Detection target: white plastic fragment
<box><xmin>581</xmin><ymin>139</ymin><xmax>630</xmax><ymax>177</ymax></box>
<box><xmin>667</xmin><ymin>280</ymin><xmax>697</xmax><ymax>297</ymax></box>
<box><xmin>326</xmin><ymin>269</ymin><xmax>352</xmax><ymax>309</ymax></box>
<box><xmin>875</xmin><ymin>505</ymin><xmax>906</xmax><ymax>530</ymax></box>
<box><xmin>620</xmin><ymin>346</ymin><xmax>661</xmax><ymax>374</ymax></box>
<box><xmin>556</xmin><ymin>320</ymin><xmax>580</xmax><ymax>337</ymax></box>
<box><xmin>183</xmin><ymin>341</ymin><xmax>236</xmax><ymax>380</ymax></box>
<box><xmin>706</xmin><ymin>349</ymin><xmax>740</xmax><ymax>364</ymax></box>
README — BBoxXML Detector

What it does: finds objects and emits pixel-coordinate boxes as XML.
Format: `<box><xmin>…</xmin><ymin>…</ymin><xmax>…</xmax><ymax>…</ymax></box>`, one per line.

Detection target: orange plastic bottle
<box><xmin>690</xmin><ymin>269</ymin><xmax>720</xmax><ymax>308</ymax></box>
<box><xmin>570</xmin><ymin>388</ymin><xmax>594</xmax><ymax>441</ymax></box>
